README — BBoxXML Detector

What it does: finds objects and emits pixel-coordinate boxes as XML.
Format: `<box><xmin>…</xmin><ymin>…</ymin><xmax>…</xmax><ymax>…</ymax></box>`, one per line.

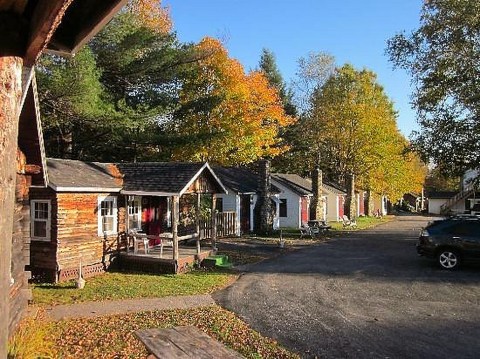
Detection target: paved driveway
<box><xmin>214</xmin><ymin>216</ymin><xmax>480</xmax><ymax>359</ymax></box>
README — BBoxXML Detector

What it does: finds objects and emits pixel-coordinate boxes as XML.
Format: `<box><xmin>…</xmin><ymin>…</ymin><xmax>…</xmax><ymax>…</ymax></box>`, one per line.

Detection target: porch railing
<box><xmin>200</xmin><ymin>211</ymin><xmax>237</xmax><ymax>239</ymax></box>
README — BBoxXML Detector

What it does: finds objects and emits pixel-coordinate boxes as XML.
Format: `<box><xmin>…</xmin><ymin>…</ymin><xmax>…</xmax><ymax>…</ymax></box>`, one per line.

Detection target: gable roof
<box><xmin>272</xmin><ymin>173</ymin><xmax>347</xmax><ymax>196</ymax></box>
<box><xmin>47</xmin><ymin>158</ymin><xmax>122</xmax><ymax>192</ymax></box>
<box><xmin>213</xmin><ymin>166</ymin><xmax>279</xmax><ymax>195</ymax></box>
<box><xmin>117</xmin><ymin>162</ymin><xmax>227</xmax><ymax>196</ymax></box>
<box><xmin>272</xmin><ymin>173</ymin><xmax>312</xmax><ymax>196</ymax></box>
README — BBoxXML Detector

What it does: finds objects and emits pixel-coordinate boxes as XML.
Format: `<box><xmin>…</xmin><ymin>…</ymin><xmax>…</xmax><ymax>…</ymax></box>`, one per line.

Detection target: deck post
<box><xmin>172</xmin><ymin>195</ymin><xmax>179</xmax><ymax>261</ymax></box>
<box><xmin>211</xmin><ymin>194</ymin><xmax>217</xmax><ymax>251</ymax></box>
<box><xmin>196</xmin><ymin>193</ymin><xmax>201</xmax><ymax>255</ymax></box>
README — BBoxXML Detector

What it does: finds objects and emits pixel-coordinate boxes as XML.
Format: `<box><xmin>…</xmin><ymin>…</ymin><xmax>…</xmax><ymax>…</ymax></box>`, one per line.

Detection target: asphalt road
<box><xmin>214</xmin><ymin>215</ymin><xmax>480</xmax><ymax>359</ymax></box>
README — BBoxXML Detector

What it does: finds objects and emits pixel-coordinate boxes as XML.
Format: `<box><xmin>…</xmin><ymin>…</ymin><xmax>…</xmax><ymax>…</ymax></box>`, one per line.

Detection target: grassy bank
<box><xmin>32</xmin><ymin>270</ymin><xmax>235</xmax><ymax>306</ymax></box>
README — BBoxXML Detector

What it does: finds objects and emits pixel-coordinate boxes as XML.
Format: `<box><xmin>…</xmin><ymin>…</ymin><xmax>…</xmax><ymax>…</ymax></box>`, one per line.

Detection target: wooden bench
<box><xmin>135</xmin><ymin>326</ymin><xmax>243</xmax><ymax>359</ymax></box>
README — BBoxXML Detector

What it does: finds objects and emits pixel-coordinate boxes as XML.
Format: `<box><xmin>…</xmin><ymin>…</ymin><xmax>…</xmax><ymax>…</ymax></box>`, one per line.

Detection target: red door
<box><xmin>338</xmin><ymin>196</ymin><xmax>344</xmax><ymax>219</ymax></box>
<box><xmin>240</xmin><ymin>195</ymin><xmax>251</xmax><ymax>233</ymax></box>
<box><xmin>301</xmin><ymin>197</ymin><xmax>309</xmax><ymax>224</ymax></box>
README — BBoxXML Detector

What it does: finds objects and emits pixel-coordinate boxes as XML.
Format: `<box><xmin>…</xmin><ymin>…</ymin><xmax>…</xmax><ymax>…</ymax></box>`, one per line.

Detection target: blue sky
<box><xmin>164</xmin><ymin>0</ymin><xmax>423</xmax><ymax>137</ymax></box>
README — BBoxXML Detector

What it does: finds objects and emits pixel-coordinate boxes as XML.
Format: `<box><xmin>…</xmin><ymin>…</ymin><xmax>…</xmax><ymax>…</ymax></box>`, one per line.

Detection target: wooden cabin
<box><xmin>214</xmin><ymin>166</ymin><xmax>281</xmax><ymax>235</ymax></box>
<box><xmin>30</xmin><ymin>160</ymin><xmax>229</xmax><ymax>282</ymax></box>
<box><xmin>271</xmin><ymin>173</ymin><xmax>347</xmax><ymax>226</ymax></box>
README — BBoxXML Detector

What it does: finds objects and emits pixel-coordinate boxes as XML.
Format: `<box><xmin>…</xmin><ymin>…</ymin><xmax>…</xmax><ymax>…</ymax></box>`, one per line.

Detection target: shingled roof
<box><xmin>213</xmin><ymin>166</ymin><xmax>281</xmax><ymax>195</ymax></box>
<box><xmin>47</xmin><ymin>158</ymin><xmax>122</xmax><ymax>191</ymax></box>
<box><xmin>272</xmin><ymin>173</ymin><xmax>346</xmax><ymax>196</ymax></box>
<box><xmin>117</xmin><ymin>162</ymin><xmax>227</xmax><ymax>196</ymax></box>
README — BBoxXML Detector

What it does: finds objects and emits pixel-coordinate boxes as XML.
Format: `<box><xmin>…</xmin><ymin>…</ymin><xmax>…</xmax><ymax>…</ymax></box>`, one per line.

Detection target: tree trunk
<box><xmin>345</xmin><ymin>173</ymin><xmax>356</xmax><ymax>219</ymax></box>
<box><xmin>0</xmin><ymin>56</ymin><xmax>23</xmax><ymax>355</ymax></box>
<box><xmin>311</xmin><ymin>167</ymin><xmax>325</xmax><ymax>220</ymax></box>
<box><xmin>257</xmin><ymin>160</ymin><xmax>272</xmax><ymax>234</ymax></box>
<box><xmin>365</xmin><ymin>190</ymin><xmax>374</xmax><ymax>217</ymax></box>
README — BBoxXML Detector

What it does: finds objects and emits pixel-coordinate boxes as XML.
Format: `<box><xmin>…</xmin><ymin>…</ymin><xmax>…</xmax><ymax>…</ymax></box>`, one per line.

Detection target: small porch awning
<box><xmin>117</xmin><ymin>162</ymin><xmax>228</xmax><ymax>196</ymax></box>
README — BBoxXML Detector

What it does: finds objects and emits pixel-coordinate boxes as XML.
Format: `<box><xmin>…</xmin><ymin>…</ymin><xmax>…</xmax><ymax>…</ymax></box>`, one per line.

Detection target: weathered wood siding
<box><xmin>10</xmin><ymin>167</ymin><xmax>33</xmax><ymax>334</ymax></box>
<box><xmin>29</xmin><ymin>189</ymin><xmax>124</xmax><ymax>282</ymax></box>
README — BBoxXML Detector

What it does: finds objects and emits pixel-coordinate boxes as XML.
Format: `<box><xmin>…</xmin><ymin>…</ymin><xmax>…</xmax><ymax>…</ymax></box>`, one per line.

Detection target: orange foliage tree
<box><xmin>127</xmin><ymin>0</ymin><xmax>172</xmax><ymax>34</ymax></box>
<box><xmin>170</xmin><ymin>38</ymin><xmax>295</xmax><ymax>166</ymax></box>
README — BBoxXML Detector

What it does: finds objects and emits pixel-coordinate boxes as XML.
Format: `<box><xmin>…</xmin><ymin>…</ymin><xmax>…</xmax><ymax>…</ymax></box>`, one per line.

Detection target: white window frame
<box><xmin>30</xmin><ymin>200</ymin><xmax>51</xmax><ymax>241</ymax></box>
<box><xmin>98</xmin><ymin>196</ymin><xmax>118</xmax><ymax>236</ymax></box>
<box><xmin>127</xmin><ymin>196</ymin><xmax>142</xmax><ymax>232</ymax></box>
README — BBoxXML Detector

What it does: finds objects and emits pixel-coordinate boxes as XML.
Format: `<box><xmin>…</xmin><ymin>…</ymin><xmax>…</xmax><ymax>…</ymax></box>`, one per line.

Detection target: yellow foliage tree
<box><xmin>171</xmin><ymin>37</ymin><xmax>295</xmax><ymax>165</ymax></box>
<box><xmin>307</xmin><ymin>64</ymin><xmax>426</xmax><ymax>205</ymax></box>
<box><xmin>127</xmin><ymin>0</ymin><xmax>172</xmax><ymax>34</ymax></box>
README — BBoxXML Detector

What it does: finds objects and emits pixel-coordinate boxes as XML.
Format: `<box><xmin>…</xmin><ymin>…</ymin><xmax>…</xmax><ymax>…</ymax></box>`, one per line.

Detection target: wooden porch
<box><xmin>117</xmin><ymin>243</ymin><xmax>214</xmax><ymax>274</ymax></box>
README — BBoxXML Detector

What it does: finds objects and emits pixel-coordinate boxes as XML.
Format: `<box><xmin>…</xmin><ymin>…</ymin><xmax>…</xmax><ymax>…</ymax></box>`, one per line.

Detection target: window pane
<box><xmin>280</xmin><ymin>199</ymin><xmax>287</xmax><ymax>217</ymax></box>
<box><xmin>101</xmin><ymin>200</ymin><xmax>114</xmax><ymax>216</ymax></box>
<box><xmin>34</xmin><ymin>202</ymin><xmax>49</xmax><ymax>219</ymax></box>
<box><xmin>129</xmin><ymin>216</ymin><xmax>140</xmax><ymax>229</ymax></box>
<box><xmin>33</xmin><ymin>221</ymin><xmax>47</xmax><ymax>238</ymax></box>
<box><xmin>103</xmin><ymin>217</ymin><xmax>113</xmax><ymax>232</ymax></box>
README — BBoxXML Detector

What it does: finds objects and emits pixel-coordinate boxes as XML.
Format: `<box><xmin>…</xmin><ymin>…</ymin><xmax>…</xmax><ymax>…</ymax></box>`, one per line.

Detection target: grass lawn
<box><xmin>32</xmin><ymin>270</ymin><xmax>235</xmax><ymax>306</ymax></box>
<box><xmin>9</xmin><ymin>306</ymin><xmax>299</xmax><ymax>359</ymax></box>
<box><xmin>328</xmin><ymin>215</ymin><xmax>394</xmax><ymax>231</ymax></box>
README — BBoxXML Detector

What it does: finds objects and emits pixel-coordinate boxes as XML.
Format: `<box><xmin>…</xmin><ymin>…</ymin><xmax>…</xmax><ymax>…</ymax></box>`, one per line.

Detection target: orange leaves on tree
<box><xmin>174</xmin><ymin>37</ymin><xmax>295</xmax><ymax>166</ymax></box>
<box><xmin>127</xmin><ymin>0</ymin><xmax>172</xmax><ymax>34</ymax></box>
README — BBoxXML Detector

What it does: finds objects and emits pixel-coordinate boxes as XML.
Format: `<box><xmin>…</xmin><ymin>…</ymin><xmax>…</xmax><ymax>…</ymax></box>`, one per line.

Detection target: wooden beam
<box><xmin>24</xmin><ymin>0</ymin><xmax>74</xmax><ymax>66</ymax></box>
<box><xmin>196</xmin><ymin>193</ymin><xmax>201</xmax><ymax>256</ymax></box>
<box><xmin>172</xmin><ymin>196</ymin><xmax>179</xmax><ymax>262</ymax></box>
<box><xmin>211</xmin><ymin>194</ymin><xmax>217</xmax><ymax>251</ymax></box>
<box><xmin>69</xmin><ymin>0</ymin><xmax>127</xmax><ymax>55</ymax></box>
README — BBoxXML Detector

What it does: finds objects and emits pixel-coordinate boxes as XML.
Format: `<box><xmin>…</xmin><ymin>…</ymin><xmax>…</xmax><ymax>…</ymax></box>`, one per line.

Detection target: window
<box><xmin>279</xmin><ymin>199</ymin><xmax>287</xmax><ymax>217</ymax></box>
<box><xmin>216</xmin><ymin>197</ymin><xmax>223</xmax><ymax>212</ymax></box>
<box><xmin>98</xmin><ymin>196</ymin><xmax>117</xmax><ymax>236</ymax></box>
<box><xmin>127</xmin><ymin>196</ymin><xmax>142</xmax><ymax>231</ymax></box>
<box><xmin>31</xmin><ymin>200</ymin><xmax>51</xmax><ymax>241</ymax></box>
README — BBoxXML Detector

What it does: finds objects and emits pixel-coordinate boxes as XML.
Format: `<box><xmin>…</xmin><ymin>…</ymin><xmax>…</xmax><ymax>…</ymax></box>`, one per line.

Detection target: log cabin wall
<box><xmin>29</xmin><ymin>189</ymin><xmax>124</xmax><ymax>282</ymax></box>
<box><xmin>10</xmin><ymin>157</ymin><xmax>33</xmax><ymax>334</ymax></box>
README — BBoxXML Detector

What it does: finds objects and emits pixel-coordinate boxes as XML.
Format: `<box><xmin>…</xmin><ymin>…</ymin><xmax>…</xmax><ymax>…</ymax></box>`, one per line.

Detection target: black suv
<box><xmin>416</xmin><ymin>215</ymin><xmax>480</xmax><ymax>269</ymax></box>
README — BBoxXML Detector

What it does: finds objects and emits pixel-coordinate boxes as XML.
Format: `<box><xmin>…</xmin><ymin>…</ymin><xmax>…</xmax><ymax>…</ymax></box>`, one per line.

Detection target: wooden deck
<box><xmin>135</xmin><ymin>326</ymin><xmax>243</xmax><ymax>359</ymax></box>
<box><xmin>117</xmin><ymin>245</ymin><xmax>214</xmax><ymax>274</ymax></box>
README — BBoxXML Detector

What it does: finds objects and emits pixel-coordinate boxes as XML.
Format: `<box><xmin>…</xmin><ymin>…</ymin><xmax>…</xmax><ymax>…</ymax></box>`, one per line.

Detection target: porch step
<box><xmin>203</xmin><ymin>254</ymin><xmax>233</xmax><ymax>269</ymax></box>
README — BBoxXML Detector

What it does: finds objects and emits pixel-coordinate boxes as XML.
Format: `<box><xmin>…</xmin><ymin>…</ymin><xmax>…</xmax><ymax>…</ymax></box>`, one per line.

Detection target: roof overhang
<box><xmin>50</xmin><ymin>184</ymin><xmax>122</xmax><ymax>193</ymax></box>
<box><xmin>120</xmin><ymin>190</ymin><xmax>179</xmax><ymax>197</ymax></box>
<box><xmin>179</xmin><ymin>163</ymin><xmax>228</xmax><ymax>196</ymax></box>
<box><xmin>46</xmin><ymin>0</ymin><xmax>128</xmax><ymax>56</ymax></box>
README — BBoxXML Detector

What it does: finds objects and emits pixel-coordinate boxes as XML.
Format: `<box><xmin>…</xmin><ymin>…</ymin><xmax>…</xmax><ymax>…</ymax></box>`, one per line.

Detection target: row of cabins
<box><xmin>29</xmin><ymin>159</ymin><xmax>388</xmax><ymax>283</ymax></box>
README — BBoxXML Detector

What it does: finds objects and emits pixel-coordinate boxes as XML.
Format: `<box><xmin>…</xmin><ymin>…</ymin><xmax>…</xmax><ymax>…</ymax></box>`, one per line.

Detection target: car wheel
<box><xmin>437</xmin><ymin>249</ymin><xmax>460</xmax><ymax>270</ymax></box>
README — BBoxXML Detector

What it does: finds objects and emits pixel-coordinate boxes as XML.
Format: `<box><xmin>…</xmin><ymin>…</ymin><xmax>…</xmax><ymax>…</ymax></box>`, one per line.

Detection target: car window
<box><xmin>445</xmin><ymin>221</ymin><xmax>480</xmax><ymax>236</ymax></box>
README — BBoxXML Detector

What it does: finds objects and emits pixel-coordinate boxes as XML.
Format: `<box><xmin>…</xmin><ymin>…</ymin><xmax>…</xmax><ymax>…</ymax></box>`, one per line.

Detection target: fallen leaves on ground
<box><xmin>49</xmin><ymin>305</ymin><xmax>299</xmax><ymax>359</ymax></box>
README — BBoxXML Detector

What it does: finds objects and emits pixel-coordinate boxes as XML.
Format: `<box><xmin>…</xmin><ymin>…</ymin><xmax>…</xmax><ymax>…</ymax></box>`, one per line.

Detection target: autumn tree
<box><xmin>387</xmin><ymin>0</ymin><xmax>480</xmax><ymax>177</ymax></box>
<box><xmin>127</xmin><ymin>0</ymin><xmax>172</xmax><ymax>34</ymax></box>
<box><xmin>169</xmin><ymin>38</ymin><xmax>295</xmax><ymax>165</ymax></box>
<box><xmin>305</xmin><ymin>64</ymin><xmax>425</xmax><ymax>215</ymax></box>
